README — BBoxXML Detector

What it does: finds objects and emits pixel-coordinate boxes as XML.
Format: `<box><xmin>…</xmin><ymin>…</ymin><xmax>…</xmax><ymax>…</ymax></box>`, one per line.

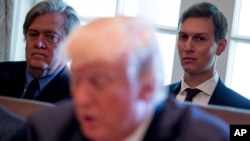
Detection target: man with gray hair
<box><xmin>0</xmin><ymin>0</ymin><xmax>80</xmax><ymax>103</ymax></box>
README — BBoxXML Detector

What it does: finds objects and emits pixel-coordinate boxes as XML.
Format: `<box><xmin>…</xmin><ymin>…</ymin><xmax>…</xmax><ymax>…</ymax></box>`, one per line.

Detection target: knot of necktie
<box><xmin>185</xmin><ymin>88</ymin><xmax>201</xmax><ymax>102</ymax></box>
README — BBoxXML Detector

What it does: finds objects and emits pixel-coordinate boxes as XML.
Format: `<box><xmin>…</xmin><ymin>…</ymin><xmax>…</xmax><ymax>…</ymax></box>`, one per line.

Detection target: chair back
<box><xmin>0</xmin><ymin>96</ymin><xmax>55</xmax><ymax>119</ymax></box>
<box><xmin>195</xmin><ymin>104</ymin><xmax>250</xmax><ymax>124</ymax></box>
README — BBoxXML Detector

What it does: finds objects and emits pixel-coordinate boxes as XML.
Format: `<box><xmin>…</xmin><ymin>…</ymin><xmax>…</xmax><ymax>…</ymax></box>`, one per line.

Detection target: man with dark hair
<box><xmin>0</xmin><ymin>0</ymin><xmax>80</xmax><ymax>103</ymax></box>
<box><xmin>166</xmin><ymin>2</ymin><xmax>250</xmax><ymax>109</ymax></box>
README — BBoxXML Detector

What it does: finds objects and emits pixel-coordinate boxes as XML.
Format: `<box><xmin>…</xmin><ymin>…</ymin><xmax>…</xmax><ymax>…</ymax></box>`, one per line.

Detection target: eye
<box><xmin>178</xmin><ymin>34</ymin><xmax>188</xmax><ymax>41</ymax></box>
<box><xmin>89</xmin><ymin>76</ymin><xmax>110</xmax><ymax>90</ymax></box>
<box><xmin>194</xmin><ymin>36</ymin><xmax>206</xmax><ymax>42</ymax></box>
<box><xmin>45</xmin><ymin>33</ymin><xmax>59</xmax><ymax>43</ymax></box>
<box><xmin>27</xmin><ymin>32</ymin><xmax>38</xmax><ymax>39</ymax></box>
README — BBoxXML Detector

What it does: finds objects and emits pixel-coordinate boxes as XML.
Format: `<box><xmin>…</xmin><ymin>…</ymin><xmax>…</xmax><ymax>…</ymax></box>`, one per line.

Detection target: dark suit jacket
<box><xmin>0</xmin><ymin>105</ymin><xmax>25</xmax><ymax>141</ymax></box>
<box><xmin>0</xmin><ymin>61</ymin><xmax>70</xmax><ymax>103</ymax></box>
<box><xmin>167</xmin><ymin>79</ymin><xmax>250</xmax><ymax>110</ymax></box>
<box><xmin>12</xmin><ymin>98</ymin><xmax>229</xmax><ymax>141</ymax></box>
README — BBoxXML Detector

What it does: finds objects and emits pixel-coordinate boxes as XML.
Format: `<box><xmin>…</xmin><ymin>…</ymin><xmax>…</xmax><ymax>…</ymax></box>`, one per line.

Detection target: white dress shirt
<box><xmin>176</xmin><ymin>72</ymin><xmax>219</xmax><ymax>105</ymax></box>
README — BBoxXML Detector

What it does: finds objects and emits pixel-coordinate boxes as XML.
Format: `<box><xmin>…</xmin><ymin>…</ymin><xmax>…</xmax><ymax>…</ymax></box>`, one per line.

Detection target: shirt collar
<box><xmin>25</xmin><ymin>68</ymin><xmax>62</xmax><ymax>92</ymax></box>
<box><xmin>180</xmin><ymin>72</ymin><xmax>219</xmax><ymax>96</ymax></box>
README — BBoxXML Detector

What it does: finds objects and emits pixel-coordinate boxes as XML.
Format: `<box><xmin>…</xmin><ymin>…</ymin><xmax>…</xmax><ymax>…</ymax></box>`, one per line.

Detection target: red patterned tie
<box><xmin>185</xmin><ymin>88</ymin><xmax>201</xmax><ymax>102</ymax></box>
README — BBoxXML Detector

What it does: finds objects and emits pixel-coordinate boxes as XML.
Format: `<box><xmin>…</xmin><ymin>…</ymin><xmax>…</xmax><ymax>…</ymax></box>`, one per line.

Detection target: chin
<box><xmin>183</xmin><ymin>68</ymin><xmax>197</xmax><ymax>74</ymax></box>
<box><xmin>83</xmin><ymin>128</ymin><xmax>107</xmax><ymax>141</ymax></box>
<box><xmin>29</xmin><ymin>62</ymin><xmax>49</xmax><ymax>70</ymax></box>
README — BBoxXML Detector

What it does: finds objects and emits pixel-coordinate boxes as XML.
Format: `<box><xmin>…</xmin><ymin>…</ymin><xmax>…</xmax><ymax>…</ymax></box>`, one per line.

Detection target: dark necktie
<box><xmin>185</xmin><ymin>88</ymin><xmax>201</xmax><ymax>102</ymax></box>
<box><xmin>23</xmin><ymin>78</ymin><xmax>39</xmax><ymax>99</ymax></box>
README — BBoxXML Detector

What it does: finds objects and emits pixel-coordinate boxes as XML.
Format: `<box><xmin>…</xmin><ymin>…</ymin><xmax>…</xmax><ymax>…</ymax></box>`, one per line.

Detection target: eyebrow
<box><xmin>27</xmin><ymin>29</ymin><xmax>58</xmax><ymax>34</ymax></box>
<box><xmin>178</xmin><ymin>31</ymin><xmax>209</xmax><ymax>36</ymax></box>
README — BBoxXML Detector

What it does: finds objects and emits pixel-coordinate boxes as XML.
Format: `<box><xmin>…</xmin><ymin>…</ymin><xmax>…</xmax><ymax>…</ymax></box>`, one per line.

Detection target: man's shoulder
<box><xmin>158</xmin><ymin>98</ymin><xmax>229</xmax><ymax>140</ymax></box>
<box><xmin>0</xmin><ymin>61</ymin><xmax>26</xmax><ymax>71</ymax></box>
<box><xmin>162</xmin><ymin>97</ymin><xmax>228</xmax><ymax>125</ymax></box>
<box><xmin>52</xmin><ymin>66</ymin><xmax>70</xmax><ymax>83</ymax></box>
<box><xmin>0</xmin><ymin>106</ymin><xmax>26</xmax><ymax>140</ymax></box>
<box><xmin>213</xmin><ymin>79</ymin><xmax>250</xmax><ymax>109</ymax></box>
<box><xmin>0</xmin><ymin>61</ymin><xmax>26</xmax><ymax>84</ymax></box>
<box><xmin>29</xmin><ymin>101</ymin><xmax>74</xmax><ymax>124</ymax></box>
<box><xmin>38</xmin><ymin>66</ymin><xmax>70</xmax><ymax>103</ymax></box>
<box><xmin>164</xmin><ymin>81</ymin><xmax>181</xmax><ymax>96</ymax></box>
<box><xmin>165</xmin><ymin>81</ymin><xmax>180</xmax><ymax>88</ymax></box>
<box><xmin>0</xmin><ymin>61</ymin><xmax>26</xmax><ymax>66</ymax></box>
<box><xmin>23</xmin><ymin>101</ymin><xmax>83</xmax><ymax>141</ymax></box>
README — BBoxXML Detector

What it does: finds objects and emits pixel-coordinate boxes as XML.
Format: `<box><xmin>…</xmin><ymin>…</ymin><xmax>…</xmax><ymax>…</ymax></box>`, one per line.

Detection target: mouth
<box><xmin>84</xmin><ymin>115</ymin><xmax>94</xmax><ymax>121</ymax></box>
<box><xmin>182</xmin><ymin>57</ymin><xmax>196</xmax><ymax>63</ymax></box>
<box><xmin>31</xmin><ymin>53</ymin><xmax>46</xmax><ymax>59</ymax></box>
<box><xmin>81</xmin><ymin>114</ymin><xmax>97</xmax><ymax>125</ymax></box>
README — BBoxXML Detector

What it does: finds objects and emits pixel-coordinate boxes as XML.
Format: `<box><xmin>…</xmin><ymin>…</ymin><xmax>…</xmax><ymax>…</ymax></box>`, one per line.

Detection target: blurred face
<box><xmin>70</xmin><ymin>60</ymin><xmax>140</xmax><ymax>141</ymax></box>
<box><xmin>25</xmin><ymin>13</ymin><xmax>66</xmax><ymax>77</ymax></box>
<box><xmin>177</xmin><ymin>17</ymin><xmax>226</xmax><ymax>76</ymax></box>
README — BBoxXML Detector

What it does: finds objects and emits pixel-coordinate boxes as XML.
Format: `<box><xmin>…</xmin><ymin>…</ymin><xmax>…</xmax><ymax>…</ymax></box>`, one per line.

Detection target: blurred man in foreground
<box><xmin>14</xmin><ymin>16</ymin><xmax>229</xmax><ymax>141</ymax></box>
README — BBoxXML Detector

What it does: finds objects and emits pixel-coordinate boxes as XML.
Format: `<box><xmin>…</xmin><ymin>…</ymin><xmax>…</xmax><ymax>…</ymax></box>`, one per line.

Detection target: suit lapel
<box><xmin>208</xmin><ymin>79</ymin><xmax>227</xmax><ymax>105</ymax></box>
<box><xmin>168</xmin><ymin>82</ymin><xmax>181</xmax><ymax>97</ymax></box>
<box><xmin>143</xmin><ymin>98</ymin><xmax>183</xmax><ymax>141</ymax></box>
<box><xmin>36</xmin><ymin>67</ymin><xmax>70</xmax><ymax>102</ymax></box>
<box><xmin>143</xmin><ymin>101</ymin><xmax>164</xmax><ymax>141</ymax></box>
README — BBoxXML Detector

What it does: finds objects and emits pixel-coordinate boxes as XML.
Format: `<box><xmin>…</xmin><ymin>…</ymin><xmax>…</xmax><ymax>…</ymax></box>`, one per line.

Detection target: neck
<box><xmin>29</xmin><ymin>68</ymin><xmax>49</xmax><ymax>78</ymax></box>
<box><xmin>184</xmin><ymin>70</ymin><xmax>215</xmax><ymax>87</ymax></box>
<box><xmin>28</xmin><ymin>65</ymin><xmax>64</xmax><ymax>78</ymax></box>
<box><xmin>95</xmin><ymin>102</ymin><xmax>154</xmax><ymax>141</ymax></box>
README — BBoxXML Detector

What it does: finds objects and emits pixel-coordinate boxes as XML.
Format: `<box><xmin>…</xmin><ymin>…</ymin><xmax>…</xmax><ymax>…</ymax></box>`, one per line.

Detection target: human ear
<box><xmin>216</xmin><ymin>38</ymin><xmax>227</xmax><ymax>55</ymax></box>
<box><xmin>138</xmin><ymin>73</ymin><xmax>154</xmax><ymax>101</ymax></box>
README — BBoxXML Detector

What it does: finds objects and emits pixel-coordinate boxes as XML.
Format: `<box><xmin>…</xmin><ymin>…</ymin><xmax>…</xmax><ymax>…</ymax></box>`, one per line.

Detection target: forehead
<box><xmin>179</xmin><ymin>17</ymin><xmax>215</xmax><ymax>35</ymax></box>
<box><xmin>70</xmin><ymin>59</ymin><xmax>127</xmax><ymax>77</ymax></box>
<box><xmin>65</xmin><ymin>17</ymin><xmax>153</xmax><ymax>76</ymax></box>
<box><xmin>68</xmin><ymin>36</ymin><xmax>130</xmax><ymax>70</ymax></box>
<box><xmin>65</xmin><ymin>22</ymin><xmax>134</xmax><ymax>69</ymax></box>
<box><xmin>28</xmin><ymin>13</ymin><xmax>65</xmax><ymax>33</ymax></box>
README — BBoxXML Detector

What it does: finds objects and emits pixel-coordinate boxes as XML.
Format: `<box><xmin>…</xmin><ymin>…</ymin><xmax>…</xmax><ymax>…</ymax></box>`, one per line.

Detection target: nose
<box><xmin>72</xmin><ymin>81</ymin><xmax>95</xmax><ymax>107</ymax></box>
<box><xmin>184</xmin><ymin>38</ymin><xmax>195</xmax><ymax>52</ymax></box>
<box><xmin>34</xmin><ymin>36</ymin><xmax>46</xmax><ymax>49</ymax></box>
<box><xmin>74</xmin><ymin>91</ymin><xmax>94</xmax><ymax>109</ymax></box>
